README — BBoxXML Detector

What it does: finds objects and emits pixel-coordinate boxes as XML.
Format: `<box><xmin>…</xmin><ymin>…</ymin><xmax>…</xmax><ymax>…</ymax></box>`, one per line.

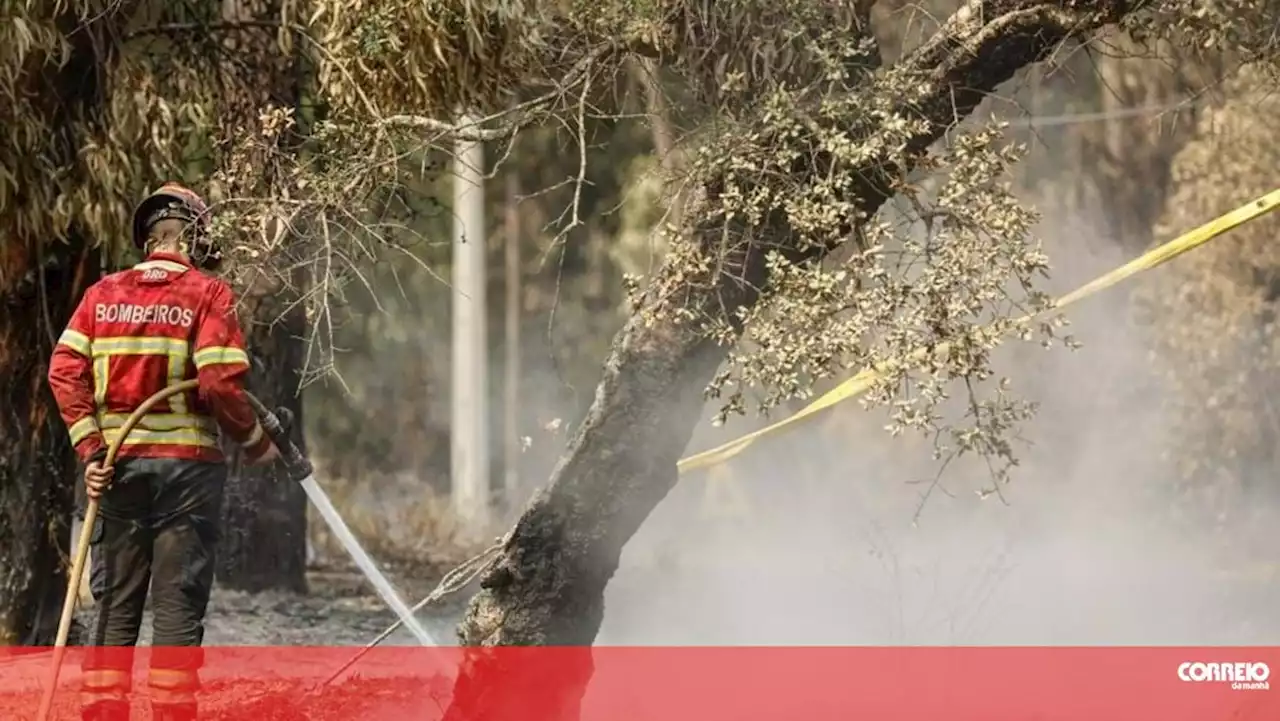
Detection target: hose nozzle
<box><xmin>245</xmin><ymin>392</ymin><xmax>312</xmax><ymax>480</ymax></box>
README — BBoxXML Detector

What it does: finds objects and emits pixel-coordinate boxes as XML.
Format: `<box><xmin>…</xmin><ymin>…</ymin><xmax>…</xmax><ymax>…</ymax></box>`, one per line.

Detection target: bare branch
<box><xmin>377</xmin><ymin>42</ymin><xmax>623</xmax><ymax>142</ymax></box>
<box><xmin>123</xmin><ymin>20</ymin><xmax>284</xmax><ymax>41</ymax></box>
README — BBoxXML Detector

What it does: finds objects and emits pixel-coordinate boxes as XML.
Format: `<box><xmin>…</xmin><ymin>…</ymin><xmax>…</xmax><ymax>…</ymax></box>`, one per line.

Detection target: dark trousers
<box><xmin>80</xmin><ymin>457</ymin><xmax>225</xmax><ymax>721</ymax></box>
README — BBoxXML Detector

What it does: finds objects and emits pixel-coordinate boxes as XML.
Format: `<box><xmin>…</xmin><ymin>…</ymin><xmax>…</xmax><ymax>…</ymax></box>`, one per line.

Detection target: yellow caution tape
<box><xmin>677</xmin><ymin>187</ymin><xmax>1280</xmax><ymax>474</ymax></box>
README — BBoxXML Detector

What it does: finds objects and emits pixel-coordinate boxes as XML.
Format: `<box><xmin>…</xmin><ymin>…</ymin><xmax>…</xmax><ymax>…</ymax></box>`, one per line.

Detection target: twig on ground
<box><xmin>310</xmin><ymin>540</ymin><xmax>506</xmax><ymax>690</ymax></box>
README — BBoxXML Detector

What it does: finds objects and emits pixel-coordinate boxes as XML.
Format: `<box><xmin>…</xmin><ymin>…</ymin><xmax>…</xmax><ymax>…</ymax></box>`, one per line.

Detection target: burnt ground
<box><xmin>71</xmin><ymin>558</ymin><xmax>471</xmax><ymax>647</ymax></box>
<box><xmin>202</xmin><ymin>563</ymin><xmax>469</xmax><ymax>646</ymax></box>
<box><xmin>1</xmin><ymin>558</ymin><xmax>469</xmax><ymax>720</ymax></box>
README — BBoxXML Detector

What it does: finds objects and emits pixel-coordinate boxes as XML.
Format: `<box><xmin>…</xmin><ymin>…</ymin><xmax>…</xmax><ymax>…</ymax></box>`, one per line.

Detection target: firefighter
<box><xmin>47</xmin><ymin>182</ymin><xmax>282</xmax><ymax>721</ymax></box>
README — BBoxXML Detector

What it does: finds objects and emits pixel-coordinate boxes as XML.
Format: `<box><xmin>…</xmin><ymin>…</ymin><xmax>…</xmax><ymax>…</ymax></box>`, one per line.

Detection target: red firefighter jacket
<box><xmin>47</xmin><ymin>252</ymin><xmax>272</xmax><ymax>465</ymax></box>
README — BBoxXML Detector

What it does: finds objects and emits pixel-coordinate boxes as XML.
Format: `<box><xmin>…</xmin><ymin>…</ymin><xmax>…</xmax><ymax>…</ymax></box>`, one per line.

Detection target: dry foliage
<box><xmin>1135</xmin><ymin>64</ymin><xmax>1280</xmax><ymax>508</ymax></box>
<box><xmin>1123</xmin><ymin>0</ymin><xmax>1280</xmax><ymax>69</ymax></box>
<box><xmin>697</xmin><ymin>120</ymin><xmax>1051</xmax><ymax>487</ymax></box>
<box><xmin>0</xmin><ymin>1</ymin><xmax>189</xmax><ymax>251</ymax></box>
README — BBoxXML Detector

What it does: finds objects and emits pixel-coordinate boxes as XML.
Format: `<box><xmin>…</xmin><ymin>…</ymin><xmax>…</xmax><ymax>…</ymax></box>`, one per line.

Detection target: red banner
<box><xmin>1</xmin><ymin>646</ymin><xmax>1276</xmax><ymax>720</ymax></box>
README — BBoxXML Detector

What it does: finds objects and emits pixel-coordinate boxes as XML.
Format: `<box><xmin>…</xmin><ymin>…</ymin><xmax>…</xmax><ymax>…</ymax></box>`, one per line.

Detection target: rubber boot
<box><xmin>81</xmin><ymin>699</ymin><xmax>130</xmax><ymax>721</ymax></box>
<box><xmin>151</xmin><ymin>702</ymin><xmax>198</xmax><ymax>721</ymax></box>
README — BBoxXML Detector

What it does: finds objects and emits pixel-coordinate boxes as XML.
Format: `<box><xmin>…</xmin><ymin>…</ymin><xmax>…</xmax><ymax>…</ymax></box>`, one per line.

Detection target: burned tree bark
<box><xmin>0</xmin><ymin>241</ymin><xmax>101</xmax><ymax>646</ymax></box>
<box><xmin>1087</xmin><ymin>33</ymin><xmax>1217</xmax><ymax>252</ymax></box>
<box><xmin>0</xmin><ymin>5</ymin><xmax>124</xmax><ymax>645</ymax></box>
<box><xmin>216</xmin><ymin>294</ymin><xmax>310</xmax><ymax>593</ymax></box>
<box><xmin>211</xmin><ymin>0</ymin><xmax>309</xmax><ymax>593</ymax></box>
<box><xmin>447</xmin><ymin>1</ymin><xmax>1142</xmax><ymax>718</ymax></box>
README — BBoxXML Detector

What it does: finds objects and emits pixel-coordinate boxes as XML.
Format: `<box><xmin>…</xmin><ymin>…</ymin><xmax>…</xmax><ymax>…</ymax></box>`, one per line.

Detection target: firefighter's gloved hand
<box><xmin>274</xmin><ymin>406</ymin><xmax>294</xmax><ymax>435</ymax></box>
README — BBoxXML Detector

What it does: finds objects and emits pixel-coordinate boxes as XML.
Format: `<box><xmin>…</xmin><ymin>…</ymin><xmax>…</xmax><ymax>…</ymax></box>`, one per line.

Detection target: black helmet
<box><xmin>131</xmin><ymin>183</ymin><xmax>221</xmax><ymax>270</ymax></box>
<box><xmin>131</xmin><ymin>182</ymin><xmax>210</xmax><ymax>248</ymax></box>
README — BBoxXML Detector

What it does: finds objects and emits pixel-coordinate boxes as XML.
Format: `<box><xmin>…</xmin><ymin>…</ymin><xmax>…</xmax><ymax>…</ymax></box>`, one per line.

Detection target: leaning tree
<box><xmin>283</xmin><ymin>0</ymin><xmax>1280</xmax><ymax>716</ymax></box>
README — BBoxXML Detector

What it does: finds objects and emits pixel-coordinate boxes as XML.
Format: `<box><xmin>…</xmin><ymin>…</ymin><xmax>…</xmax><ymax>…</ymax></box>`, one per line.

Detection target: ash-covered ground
<box><xmin>72</xmin><ymin>560</ymin><xmax>468</xmax><ymax>648</ymax></box>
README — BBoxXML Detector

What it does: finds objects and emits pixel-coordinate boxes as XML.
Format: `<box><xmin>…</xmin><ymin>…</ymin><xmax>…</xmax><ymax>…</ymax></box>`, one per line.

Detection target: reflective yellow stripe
<box><xmin>80</xmin><ymin>689</ymin><xmax>130</xmax><ymax>704</ymax></box>
<box><xmin>148</xmin><ymin>668</ymin><xmax>199</xmax><ymax>690</ymax></box>
<box><xmin>68</xmin><ymin>416</ymin><xmax>100</xmax><ymax>446</ymax></box>
<box><xmin>168</xmin><ymin>351</ymin><xmax>189</xmax><ymax>415</ymax></box>
<box><xmin>97</xmin><ymin>412</ymin><xmax>217</xmax><ymax>434</ymax></box>
<box><xmin>150</xmin><ymin>686</ymin><xmax>197</xmax><ymax>704</ymax></box>
<box><xmin>102</xmin><ymin>427</ymin><xmax>218</xmax><ymax>448</ymax></box>
<box><xmin>58</xmin><ymin>328</ymin><xmax>91</xmax><ymax>356</ymax></box>
<box><xmin>93</xmin><ymin>354</ymin><xmax>109</xmax><ymax>408</ymax></box>
<box><xmin>82</xmin><ymin>669</ymin><xmax>131</xmax><ymax>691</ymax></box>
<box><xmin>148</xmin><ymin>667</ymin><xmax>199</xmax><ymax>703</ymax></box>
<box><xmin>91</xmin><ymin>337</ymin><xmax>189</xmax><ymax>356</ymax></box>
<box><xmin>192</xmin><ymin>345</ymin><xmax>249</xmax><ymax>369</ymax></box>
<box><xmin>134</xmin><ymin>259</ymin><xmax>189</xmax><ymax>274</ymax></box>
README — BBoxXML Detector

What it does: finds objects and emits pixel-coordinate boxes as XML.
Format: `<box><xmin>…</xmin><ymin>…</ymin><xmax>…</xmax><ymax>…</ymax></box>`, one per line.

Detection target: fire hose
<box><xmin>36</xmin><ymin>379</ymin><xmax>435</xmax><ymax>721</ymax></box>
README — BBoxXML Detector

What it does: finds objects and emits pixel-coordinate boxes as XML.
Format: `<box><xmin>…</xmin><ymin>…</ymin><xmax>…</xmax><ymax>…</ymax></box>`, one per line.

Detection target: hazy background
<box><xmin>602</xmin><ymin>204</ymin><xmax>1280</xmax><ymax>647</ymax></box>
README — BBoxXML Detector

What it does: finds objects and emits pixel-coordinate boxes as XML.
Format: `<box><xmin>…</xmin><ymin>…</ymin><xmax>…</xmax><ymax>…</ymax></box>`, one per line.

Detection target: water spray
<box><xmin>243</xmin><ymin>393</ymin><xmax>437</xmax><ymax>647</ymax></box>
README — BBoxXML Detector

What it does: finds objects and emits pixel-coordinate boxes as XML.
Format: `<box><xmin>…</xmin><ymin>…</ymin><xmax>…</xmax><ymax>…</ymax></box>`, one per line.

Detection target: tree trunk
<box><xmin>1090</xmin><ymin>33</ymin><xmax>1201</xmax><ymax>252</ymax></box>
<box><xmin>631</xmin><ymin>56</ymin><xmax>685</xmax><ymax>227</ymax></box>
<box><xmin>211</xmin><ymin>0</ymin><xmax>309</xmax><ymax>593</ymax></box>
<box><xmin>215</xmin><ymin>293</ymin><xmax>309</xmax><ymax>593</ymax></box>
<box><xmin>446</xmin><ymin>2</ymin><xmax>1139</xmax><ymax>718</ymax></box>
<box><xmin>0</xmin><ymin>240</ymin><xmax>101</xmax><ymax>645</ymax></box>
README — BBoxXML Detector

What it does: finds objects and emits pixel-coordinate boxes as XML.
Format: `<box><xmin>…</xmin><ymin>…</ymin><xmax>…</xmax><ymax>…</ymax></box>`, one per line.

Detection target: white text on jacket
<box><xmin>95</xmin><ymin>303</ymin><xmax>195</xmax><ymax>328</ymax></box>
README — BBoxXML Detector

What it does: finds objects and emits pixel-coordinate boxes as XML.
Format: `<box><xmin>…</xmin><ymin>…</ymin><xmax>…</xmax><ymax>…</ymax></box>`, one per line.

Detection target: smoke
<box><xmin>597</xmin><ymin>202</ymin><xmax>1280</xmax><ymax>647</ymax></box>
<box><xmin>304</xmin><ymin>180</ymin><xmax>1280</xmax><ymax>653</ymax></box>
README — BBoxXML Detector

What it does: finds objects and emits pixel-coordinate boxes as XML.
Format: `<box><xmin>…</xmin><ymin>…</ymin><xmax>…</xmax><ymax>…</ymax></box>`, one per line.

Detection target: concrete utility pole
<box><xmin>451</xmin><ymin>119</ymin><xmax>490</xmax><ymax>535</ymax></box>
<box><xmin>503</xmin><ymin>166</ymin><xmax>522</xmax><ymax>515</ymax></box>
